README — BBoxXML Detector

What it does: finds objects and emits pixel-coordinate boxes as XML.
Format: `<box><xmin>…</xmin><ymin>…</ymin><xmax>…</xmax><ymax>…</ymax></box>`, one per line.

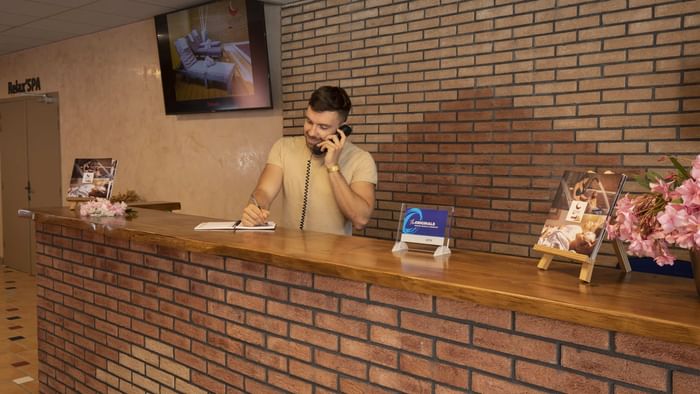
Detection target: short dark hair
<box><xmin>308</xmin><ymin>86</ymin><xmax>352</xmax><ymax>121</ymax></box>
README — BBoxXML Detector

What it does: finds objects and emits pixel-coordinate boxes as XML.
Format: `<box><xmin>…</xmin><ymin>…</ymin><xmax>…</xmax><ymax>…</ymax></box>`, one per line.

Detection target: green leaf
<box><xmin>646</xmin><ymin>171</ymin><xmax>663</xmax><ymax>183</ymax></box>
<box><xmin>670</xmin><ymin>157</ymin><xmax>691</xmax><ymax>181</ymax></box>
<box><xmin>633</xmin><ymin>174</ymin><xmax>650</xmax><ymax>189</ymax></box>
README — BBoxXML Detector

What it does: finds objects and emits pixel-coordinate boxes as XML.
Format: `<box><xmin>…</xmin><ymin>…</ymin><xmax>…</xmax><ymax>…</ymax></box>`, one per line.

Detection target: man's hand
<box><xmin>317</xmin><ymin>127</ymin><xmax>347</xmax><ymax>167</ymax></box>
<box><xmin>241</xmin><ymin>203</ymin><xmax>269</xmax><ymax>226</ymax></box>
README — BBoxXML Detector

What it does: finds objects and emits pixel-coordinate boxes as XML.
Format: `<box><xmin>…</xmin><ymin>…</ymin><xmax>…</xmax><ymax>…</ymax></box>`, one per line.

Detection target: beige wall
<box><xmin>0</xmin><ymin>4</ymin><xmax>283</xmax><ymax>257</ymax></box>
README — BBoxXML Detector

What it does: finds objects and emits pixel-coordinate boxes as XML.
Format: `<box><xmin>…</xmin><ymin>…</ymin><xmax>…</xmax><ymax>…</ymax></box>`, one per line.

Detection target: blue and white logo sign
<box><xmin>400</xmin><ymin>207</ymin><xmax>448</xmax><ymax>246</ymax></box>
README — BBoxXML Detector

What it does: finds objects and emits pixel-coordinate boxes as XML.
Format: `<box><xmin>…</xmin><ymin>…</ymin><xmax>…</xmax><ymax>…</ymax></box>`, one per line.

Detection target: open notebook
<box><xmin>194</xmin><ymin>221</ymin><xmax>276</xmax><ymax>231</ymax></box>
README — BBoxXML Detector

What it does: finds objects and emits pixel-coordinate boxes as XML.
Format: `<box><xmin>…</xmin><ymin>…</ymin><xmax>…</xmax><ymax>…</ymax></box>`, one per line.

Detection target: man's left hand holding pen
<box><xmin>241</xmin><ymin>193</ymin><xmax>270</xmax><ymax>227</ymax></box>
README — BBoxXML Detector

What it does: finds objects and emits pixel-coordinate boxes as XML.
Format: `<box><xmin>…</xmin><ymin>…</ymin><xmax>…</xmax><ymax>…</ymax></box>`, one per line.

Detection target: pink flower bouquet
<box><xmin>79</xmin><ymin>198</ymin><xmax>128</xmax><ymax>217</ymax></box>
<box><xmin>607</xmin><ymin>154</ymin><xmax>700</xmax><ymax>266</ymax></box>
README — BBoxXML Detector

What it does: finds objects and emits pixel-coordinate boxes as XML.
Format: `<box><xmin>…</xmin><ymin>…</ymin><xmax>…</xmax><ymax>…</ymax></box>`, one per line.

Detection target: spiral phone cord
<box><xmin>299</xmin><ymin>158</ymin><xmax>311</xmax><ymax>230</ymax></box>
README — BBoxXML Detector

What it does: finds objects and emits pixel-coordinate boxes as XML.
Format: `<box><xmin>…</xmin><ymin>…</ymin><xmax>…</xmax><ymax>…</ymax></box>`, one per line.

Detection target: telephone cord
<box><xmin>299</xmin><ymin>158</ymin><xmax>311</xmax><ymax>230</ymax></box>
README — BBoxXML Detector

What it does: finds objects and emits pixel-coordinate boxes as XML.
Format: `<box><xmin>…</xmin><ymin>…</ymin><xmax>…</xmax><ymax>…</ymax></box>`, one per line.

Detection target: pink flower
<box><xmin>676</xmin><ymin>178</ymin><xmax>700</xmax><ymax>207</ymax></box>
<box><xmin>691</xmin><ymin>154</ymin><xmax>700</xmax><ymax>180</ymax></box>
<box><xmin>650</xmin><ymin>179</ymin><xmax>676</xmax><ymax>201</ymax></box>
<box><xmin>79</xmin><ymin>198</ymin><xmax>128</xmax><ymax>217</ymax></box>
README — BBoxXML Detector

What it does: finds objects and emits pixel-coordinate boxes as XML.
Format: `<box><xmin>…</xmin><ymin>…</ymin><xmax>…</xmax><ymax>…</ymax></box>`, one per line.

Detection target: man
<box><xmin>241</xmin><ymin>86</ymin><xmax>377</xmax><ymax>235</ymax></box>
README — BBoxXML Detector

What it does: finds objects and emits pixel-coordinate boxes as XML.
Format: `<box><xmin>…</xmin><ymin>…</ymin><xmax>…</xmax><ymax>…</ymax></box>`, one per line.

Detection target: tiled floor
<box><xmin>0</xmin><ymin>265</ymin><xmax>39</xmax><ymax>394</ymax></box>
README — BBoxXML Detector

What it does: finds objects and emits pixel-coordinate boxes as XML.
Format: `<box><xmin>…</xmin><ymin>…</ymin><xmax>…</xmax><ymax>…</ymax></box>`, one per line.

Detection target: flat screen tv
<box><xmin>154</xmin><ymin>0</ymin><xmax>272</xmax><ymax>114</ymax></box>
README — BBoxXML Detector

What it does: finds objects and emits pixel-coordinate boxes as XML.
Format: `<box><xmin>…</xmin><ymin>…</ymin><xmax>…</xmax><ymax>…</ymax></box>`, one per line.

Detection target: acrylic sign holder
<box><xmin>392</xmin><ymin>203</ymin><xmax>454</xmax><ymax>257</ymax></box>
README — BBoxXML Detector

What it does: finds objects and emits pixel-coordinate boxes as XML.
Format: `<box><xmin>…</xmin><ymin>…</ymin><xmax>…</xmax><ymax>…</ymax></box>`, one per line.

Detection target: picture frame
<box><xmin>533</xmin><ymin>171</ymin><xmax>629</xmax><ymax>282</ymax></box>
<box><xmin>66</xmin><ymin>158</ymin><xmax>118</xmax><ymax>200</ymax></box>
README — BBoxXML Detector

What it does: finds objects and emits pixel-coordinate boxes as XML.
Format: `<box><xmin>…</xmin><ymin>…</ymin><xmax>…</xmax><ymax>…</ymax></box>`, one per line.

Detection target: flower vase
<box><xmin>691</xmin><ymin>249</ymin><xmax>700</xmax><ymax>296</ymax></box>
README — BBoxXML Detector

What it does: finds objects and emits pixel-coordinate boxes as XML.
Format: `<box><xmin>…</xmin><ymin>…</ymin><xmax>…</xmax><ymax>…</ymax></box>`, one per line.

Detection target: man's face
<box><xmin>303</xmin><ymin>106</ymin><xmax>344</xmax><ymax>151</ymax></box>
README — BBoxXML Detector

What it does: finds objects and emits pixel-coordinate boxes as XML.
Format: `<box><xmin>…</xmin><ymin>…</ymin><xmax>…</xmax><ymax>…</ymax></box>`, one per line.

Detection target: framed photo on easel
<box><xmin>66</xmin><ymin>158</ymin><xmax>118</xmax><ymax>209</ymax></box>
<box><xmin>533</xmin><ymin>171</ymin><xmax>629</xmax><ymax>282</ymax></box>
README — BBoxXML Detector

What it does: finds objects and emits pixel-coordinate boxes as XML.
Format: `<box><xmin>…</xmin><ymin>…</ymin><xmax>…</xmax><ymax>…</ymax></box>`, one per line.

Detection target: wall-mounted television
<box><xmin>154</xmin><ymin>0</ymin><xmax>272</xmax><ymax>114</ymax></box>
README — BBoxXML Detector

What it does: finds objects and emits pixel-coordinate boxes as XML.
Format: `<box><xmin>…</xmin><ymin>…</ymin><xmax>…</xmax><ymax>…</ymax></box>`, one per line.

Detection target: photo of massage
<box><xmin>536</xmin><ymin>171</ymin><xmax>626</xmax><ymax>259</ymax></box>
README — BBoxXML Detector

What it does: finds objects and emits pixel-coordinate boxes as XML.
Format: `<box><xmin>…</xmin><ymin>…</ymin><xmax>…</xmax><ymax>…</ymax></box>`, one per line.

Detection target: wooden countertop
<box><xmin>31</xmin><ymin>207</ymin><xmax>700</xmax><ymax>347</ymax></box>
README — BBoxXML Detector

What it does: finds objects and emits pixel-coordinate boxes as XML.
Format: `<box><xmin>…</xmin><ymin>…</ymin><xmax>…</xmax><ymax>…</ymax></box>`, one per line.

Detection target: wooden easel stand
<box><xmin>534</xmin><ymin>239</ymin><xmax>631</xmax><ymax>283</ymax></box>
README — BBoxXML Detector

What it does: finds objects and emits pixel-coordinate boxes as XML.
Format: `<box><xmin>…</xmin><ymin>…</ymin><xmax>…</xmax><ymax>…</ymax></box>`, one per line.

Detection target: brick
<box><xmin>207</xmin><ymin>331</ymin><xmax>244</xmax><ymax>355</ymax></box>
<box><xmin>226</xmin><ymin>289</ymin><xmax>265</xmax><ymax>312</ymax></box>
<box><xmin>268</xmin><ymin>370</ymin><xmax>312</xmax><ymax>393</ymax></box>
<box><xmin>472</xmin><ymin>372</ymin><xmax>548</xmax><ymax>394</ymax></box>
<box><xmin>226</xmin><ymin>322</ymin><xmax>265</xmax><ymax>346</ymax></box>
<box><xmin>289</xmin><ymin>359</ymin><xmax>337</xmax><ymax>390</ymax></box>
<box><xmin>245</xmin><ymin>278</ymin><xmax>288</xmax><ymax>301</ymax></box>
<box><xmin>340</xmin><ymin>299</ymin><xmax>398</xmax><ymax>326</ymax></box>
<box><xmin>191</xmin><ymin>371</ymin><xmax>225</xmax><ymax>394</ymax></box>
<box><xmin>267</xmin><ymin>300</ymin><xmax>312</xmax><ymax>324</ymax></box>
<box><xmin>515</xmin><ymin>313</ymin><xmax>609</xmax><ymax>349</ymax></box>
<box><xmin>245</xmin><ymin>346</ymin><xmax>287</xmax><ymax>371</ymax></box>
<box><xmin>340</xmin><ymin>337</ymin><xmax>398</xmax><ymax>368</ymax></box>
<box><xmin>267</xmin><ymin>336</ymin><xmax>312</xmax><ymax>362</ymax></box>
<box><xmin>266</xmin><ymin>265</ymin><xmax>312</xmax><ymax>286</ymax></box>
<box><xmin>339</xmin><ymin>377</ymin><xmax>394</xmax><ymax>394</ymax></box>
<box><xmin>314</xmin><ymin>275</ymin><xmax>367</xmax><ymax>299</ymax></box>
<box><xmin>227</xmin><ymin>354</ymin><xmax>266</xmax><ymax>381</ymax></box>
<box><xmin>561</xmin><ymin>346</ymin><xmax>667</xmax><ymax>391</ymax></box>
<box><xmin>143</xmin><ymin>255</ymin><xmax>173</xmax><ymax>272</ymax></box>
<box><xmin>316</xmin><ymin>349</ymin><xmax>367</xmax><ymax>379</ymax></box>
<box><xmin>207</xmin><ymin>271</ymin><xmax>243</xmax><ymax>290</ymax></box>
<box><xmin>673</xmin><ymin>371</ymin><xmax>700</xmax><ymax>393</ymax></box>
<box><xmin>437</xmin><ymin>341</ymin><xmax>511</xmax><ymax>376</ymax></box>
<box><xmin>369</xmin><ymin>285</ymin><xmax>432</xmax><ymax>312</ymax></box>
<box><xmin>370</xmin><ymin>326</ymin><xmax>433</xmax><ymax>357</ymax></box>
<box><xmin>400</xmin><ymin>311</ymin><xmax>469</xmax><ymax>343</ymax></box>
<box><xmin>316</xmin><ymin>312</ymin><xmax>368</xmax><ymax>339</ymax></box>
<box><xmin>615</xmin><ymin>332</ymin><xmax>700</xmax><ymax>370</ymax></box>
<box><xmin>226</xmin><ymin>259</ymin><xmax>265</xmax><ymax>278</ymax></box>
<box><xmin>400</xmin><ymin>353</ymin><xmax>469</xmax><ymax>388</ymax></box>
<box><xmin>246</xmin><ymin>312</ymin><xmax>288</xmax><ymax>336</ymax></box>
<box><xmin>474</xmin><ymin>327</ymin><xmax>557</xmax><ymax>363</ymax></box>
<box><xmin>523</xmin><ymin>359</ymin><xmax>613</xmax><ymax>392</ymax></box>
<box><xmin>191</xmin><ymin>341</ymin><xmax>226</xmax><ymax>365</ymax></box>
<box><xmin>207</xmin><ymin>363</ymin><xmax>244</xmax><ymax>389</ymax></box>
<box><xmin>290</xmin><ymin>324</ymin><xmax>338</xmax><ymax>350</ymax></box>
<box><xmin>243</xmin><ymin>378</ymin><xmax>283</xmax><ymax>393</ymax></box>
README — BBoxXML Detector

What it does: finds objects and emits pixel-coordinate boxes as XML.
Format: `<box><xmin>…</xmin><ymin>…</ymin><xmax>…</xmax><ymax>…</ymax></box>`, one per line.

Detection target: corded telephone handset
<box><xmin>311</xmin><ymin>124</ymin><xmax>352</xmax><ymax>156</ymax></box>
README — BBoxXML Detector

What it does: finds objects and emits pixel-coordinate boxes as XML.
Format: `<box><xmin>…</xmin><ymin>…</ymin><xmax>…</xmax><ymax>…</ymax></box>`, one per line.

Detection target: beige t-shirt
<box><xmin>267</xmin><ymin>136</ymin><xmax>377</xmax><ymax>235</ymax></box>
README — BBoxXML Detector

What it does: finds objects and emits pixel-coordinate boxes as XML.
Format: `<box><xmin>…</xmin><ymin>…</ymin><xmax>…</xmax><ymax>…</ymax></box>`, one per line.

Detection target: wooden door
<box><xmin>0</xmin><ymin>95</ymin><xmax>61</xmax><ymax>274</ymax></box>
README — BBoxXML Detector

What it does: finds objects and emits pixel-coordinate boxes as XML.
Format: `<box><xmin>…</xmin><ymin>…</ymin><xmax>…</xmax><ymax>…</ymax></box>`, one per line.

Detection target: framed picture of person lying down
<box><xmin>154</xmin><ymin>0</ymin><xmax>272</xmax><ymax>115</ymax></box>
<box><xmin>534</xmin><ymin>171</ymin><xmax>627</xmax><ymax>264</ymax></box>
<box><xmin>66</xmin><ymin>158</ymin><xmax>118</xmax><ymax>200</ymax></box>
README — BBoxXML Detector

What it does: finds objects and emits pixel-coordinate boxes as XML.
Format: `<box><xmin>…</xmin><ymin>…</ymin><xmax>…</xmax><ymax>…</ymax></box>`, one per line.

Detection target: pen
<box><xmin>250</xmin><ymin>194</ymin><xmax>260</xmax><ymax>209</ymax></box>
<box><xmin>233</xmin><ymin>220</ymin><xmax>241</xmax><ymax>233</ymax></box>
<box><xmin>250</xmin><ymin>194</ymin><xmax>267</xmax><ymax>225</ymax></box>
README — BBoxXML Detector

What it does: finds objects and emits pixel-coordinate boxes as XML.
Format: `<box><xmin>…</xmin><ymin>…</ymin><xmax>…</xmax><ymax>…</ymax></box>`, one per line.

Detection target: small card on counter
<box><xmin>194</xmin><ymin>221</ymin><xmax>276</xmax><ymax>231</ymax></box>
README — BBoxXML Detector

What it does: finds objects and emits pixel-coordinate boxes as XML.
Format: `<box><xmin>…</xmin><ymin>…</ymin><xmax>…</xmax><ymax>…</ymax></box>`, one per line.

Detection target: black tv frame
<box><xmin>154</xmin><ymin>0</ymin><xmax>272</xmax><ymax>115</ymax></box>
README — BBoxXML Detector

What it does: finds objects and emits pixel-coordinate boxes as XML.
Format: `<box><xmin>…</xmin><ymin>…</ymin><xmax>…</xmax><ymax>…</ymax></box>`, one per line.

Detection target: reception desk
<box><xmin>31</xmin><ymin>207</ymin><xmax>699</xmax><ymax>393</ymax></box>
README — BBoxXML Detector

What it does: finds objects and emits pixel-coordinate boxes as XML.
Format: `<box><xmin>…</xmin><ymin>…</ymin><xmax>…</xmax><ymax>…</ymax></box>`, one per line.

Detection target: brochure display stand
<box><xmin>533</xmin><ymin>171</ymin><xmax>629</xmax><ymax>283</ymax></box>
<box><xmin>392</xmin><ymin>204</ymin><xmax>454</xmax><ymax>257</ymax></box>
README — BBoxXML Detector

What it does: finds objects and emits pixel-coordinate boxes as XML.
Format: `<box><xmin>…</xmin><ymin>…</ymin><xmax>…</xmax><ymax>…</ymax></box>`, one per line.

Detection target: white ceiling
<box><xmin>0</xmin><ymin>0</ymin><xmax>222</xmax><ymax>56</ymax></box>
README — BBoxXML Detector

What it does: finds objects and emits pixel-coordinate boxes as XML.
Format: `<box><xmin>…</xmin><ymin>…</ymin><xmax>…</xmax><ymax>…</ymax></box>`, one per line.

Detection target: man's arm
<box><xmin>327</xmin><ymin>172</ymin><xmax>375</xmax><ymax>230</ymax></box>
<box><xmin>241</xmin><ymin>164</ymin><xmax>283</xmax><ymax>226</ymax></box>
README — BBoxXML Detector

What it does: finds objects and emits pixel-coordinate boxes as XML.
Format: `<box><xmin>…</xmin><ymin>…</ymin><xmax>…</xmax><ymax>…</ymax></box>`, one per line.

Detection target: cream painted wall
<box><xmin>0</xmin><ymin>4</ymin><xmax>283</xmax><ymax>253</ymax></box>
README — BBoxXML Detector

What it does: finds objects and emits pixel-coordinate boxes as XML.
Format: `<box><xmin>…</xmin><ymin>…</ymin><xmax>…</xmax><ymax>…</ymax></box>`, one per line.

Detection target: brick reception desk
<box><xmin>31</xmin><ymin>207</ymin><xmax>700</xmax><ymax>393</ymax></box>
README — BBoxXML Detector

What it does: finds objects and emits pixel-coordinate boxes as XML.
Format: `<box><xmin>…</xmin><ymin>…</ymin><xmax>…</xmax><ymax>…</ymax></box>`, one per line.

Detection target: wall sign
<box><xmin>8</xmin><ymin>77</ymin><xmax>41</xmax><ymax>94</ymax></box>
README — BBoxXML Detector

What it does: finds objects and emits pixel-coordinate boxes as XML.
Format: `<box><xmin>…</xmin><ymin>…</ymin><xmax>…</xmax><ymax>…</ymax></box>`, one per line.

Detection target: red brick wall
<box><xmin>280</xmin><ymin>0</ymin><xmax>700</xmax><ymax>260</ymax></box>
<box><xmin>35</xmin><ymin>223</ymin><xmax>700</xmax><ymax>393</ymax></box>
